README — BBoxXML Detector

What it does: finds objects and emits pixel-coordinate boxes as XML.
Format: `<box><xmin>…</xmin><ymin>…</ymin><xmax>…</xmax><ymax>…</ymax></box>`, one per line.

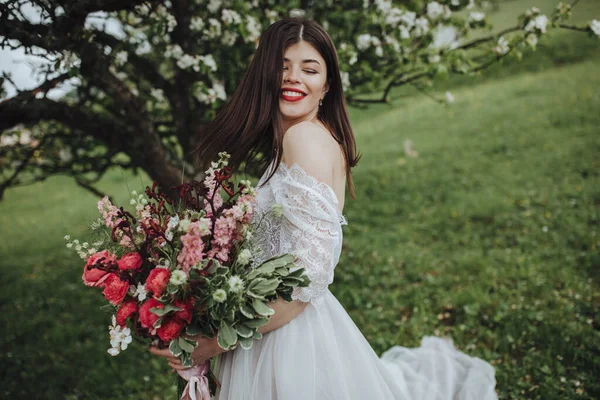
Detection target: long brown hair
<box><xmin>194</xmin><ymin>17</ymin><xmax>361</xmax><ymax>199</ymax></box>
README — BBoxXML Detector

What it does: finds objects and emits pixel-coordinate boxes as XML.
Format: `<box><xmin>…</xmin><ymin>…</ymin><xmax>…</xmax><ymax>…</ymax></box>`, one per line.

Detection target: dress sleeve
<box><xmin>272</xmin><ymin>163</ymin><xmax>346</xmax><ymax>307</ymax></box>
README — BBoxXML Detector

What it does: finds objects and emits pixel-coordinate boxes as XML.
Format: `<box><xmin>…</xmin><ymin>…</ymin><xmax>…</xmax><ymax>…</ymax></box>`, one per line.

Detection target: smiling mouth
<box><xmin>280</xmin><ymin>90</ymin><xmax>307</xmax><ymax>102</ymax></box>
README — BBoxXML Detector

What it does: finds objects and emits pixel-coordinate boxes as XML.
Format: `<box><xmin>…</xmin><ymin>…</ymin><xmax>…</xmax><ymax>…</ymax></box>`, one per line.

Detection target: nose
<box><xmin>283</xmin><ymin>66</ymin><xmax>300</xmax><ymax>84</ymax></box>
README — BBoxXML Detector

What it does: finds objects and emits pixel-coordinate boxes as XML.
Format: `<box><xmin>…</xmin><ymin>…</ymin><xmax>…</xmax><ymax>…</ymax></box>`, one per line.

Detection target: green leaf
<box><xmin>235</xmin><ymin>324</ymin><xmax>254</xmax><ymax>338</ymax></box>
<box><xmin>181</xmin><ymin>352</ymin><xmax>193</xmax><ymax>368</ymax></box>
<box><xmin>169</xmin><ymin>339</ymin><xmax>182</xmax><ymax>357</ymax></box>
<box><xmin>254</xmin><ymin>254</ymin><xmax>295</xmax><ymax>275</ymax></box>
<box><xmin>217</xmin><ymin>322</ymin><xmax>238</xmax><ymax>350</ymax></box>
<box><xmin>246</xmin><ymin>290</ymin><xmax>265</xmax><ymax>300</ymax></box>
<box><xmin>250</xmin><ymin>278</ymin><xmax>280</xmax><ymax>295</ymax></box>
<box><xmin>239</xmin><ymin>304</ymin><xmax>255</xmax><ymax>319</ymax></box>
<box><xmin>239</xmin><ymin>337</ymin><xmax>254</xmax><ymax>350</ymax></box>
<box><xmin>185</xmin><ymin>323</ymin><xmax>202</xmax><ymax>336</ymax></box>
<box><xmin>278</xmin><ymin>291</ymin><xmax>293</xmax><ymax>302</ymax></box>
<box><xmin>244</xmin><ymin>318</ymin><xmax>269</xmax><ymax>329</ymax></box>
<box><xmin>252</xmin><ymin>330</ymin><xmax>263</xmax><ymax>340</ymax></box>
<box><xmin>178</xmin><ymin>337</ymin><xmax>196</xmax><ymax>353</ymax></box>
<box><xmin>166</xmin><ymin>283</ymin><xmax>178</xmax><ymax>294</ymax></box>
<box><xmin>251</xmin><ymin>298</ymin><xmax>274</xmax><ymax>317</ymax></box>
<box><xmin>150</xmin><ymin>304</ymin><xmax>183</xmax><ymax>317</ymax></box>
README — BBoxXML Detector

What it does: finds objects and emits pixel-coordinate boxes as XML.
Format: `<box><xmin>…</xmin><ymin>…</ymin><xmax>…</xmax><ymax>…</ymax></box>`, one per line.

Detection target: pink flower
<box><xmin>117</xmin><ymin>252</ymin><xmax>143</xmax><ymax>271</ymax></box>
<box><xmin>208</xmin><ymin>246</ymin><xmax>230</xmax><ymax>263</ymax></box>
<box><xmin>177</xmin><ymin>226</ymin><xmax>207</xmax><ymax>272</ymax></box>
<box><xmin>102</xmin><ymin>274</ymin><xmax>129</xmax><ymax>305</ymax></box>
<box><xmin>97</xmin><ymin>196</ymin><xmax>122</xmax><ymax>229</ymax></box>
<box><xmin>116</xmin><ymin>299</ymin><xmax>138</xmax><ymax>327</ymax></box>
<box><xmin>82</xmin><ymin>250</ymin><xmax>116</xmax><ymax>287</ymax></box>
<box><xmin>145</xmin><ymin>268</ymin><xmax>170</xmax><ymax>297</ymax></box>
<box><xmin>156</xmin><ymin>316</ymin><xmax>186</xmax><ymax>341</ymax></box>
<box><xmin>139</xmin><ymin>298</ymin><xmax>163</xmax><ymax>329</ymax></box>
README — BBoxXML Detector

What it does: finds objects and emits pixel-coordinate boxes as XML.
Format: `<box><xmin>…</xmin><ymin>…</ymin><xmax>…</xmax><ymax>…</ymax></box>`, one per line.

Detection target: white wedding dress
<box><xmin>213</xmin><ymin>161</ymin><xmax>497</xmax><ymax>399</ymax></box>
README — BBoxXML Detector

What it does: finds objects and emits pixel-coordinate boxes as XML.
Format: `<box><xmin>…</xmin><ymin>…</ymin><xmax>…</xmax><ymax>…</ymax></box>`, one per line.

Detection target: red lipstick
<box><xmin>280</xmin><ymin>87</ymin><xmax>307</xmax><ymax>102</ymax></box>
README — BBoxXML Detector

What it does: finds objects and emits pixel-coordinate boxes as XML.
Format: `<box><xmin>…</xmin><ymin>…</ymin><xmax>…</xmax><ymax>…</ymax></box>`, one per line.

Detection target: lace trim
<box><xmin>277</xmin><ymin>162</ymin><xmax>348</xmax><ymax>226</ymax></box>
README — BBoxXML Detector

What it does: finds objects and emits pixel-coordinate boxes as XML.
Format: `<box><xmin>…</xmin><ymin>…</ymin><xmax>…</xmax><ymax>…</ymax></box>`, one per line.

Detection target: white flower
<box><xmin>177</xmin><ymin>54</ymin><xmax>196</xmax><ymax>70</ymax></box>
<box><xmin>271</xmin><ymin>203</ymin><xmax>284</xmax><ymax>217</ymax></box>
<box><xmin>151</xmin><ymin>88</ymin><xmax>165</xmax><ymax>102</ymax></box>
<box><xmin>451</xmin><ymin>0</ymin><xmax>460</xmax><ymax>6</ymax></box>
<box><xmin>445</xmin><ymin>91</ymin><xmax>455</xmax><ymax>104</ymax></box>
<box><xmin>414</xmin><ymin>17</ymin><xmax>430</xmax><ymax>37</ymax></box>
<box><xmin>349</xmin><ymin>52</ymin><xmax>358</xmax><ymax>65</ymax></box>
<box><xmin>207</xmin><ymin>0</ymin><xmax>221</xmax><ymax>13</ymax></box>
<box><xmin>400</xmin><ymin>11</ymin><xmax>416</xmax><ymax>28</ymax></box>
<box><xmin>375</xmin><ymin>46</ymin><xmax>383</xmax><ymax>57</ymax></box>
<box><xmin>542</xmin><ymin>226</ymin><xmax>548</xmax><ymax>233</ymax></box>
<box><xmin>590</xmin><ymin>20</ymin><xmax>600</xmax><ymax>37</ymax></box>
<box><xmin>165</xmin><ymin>44</ymin><xmax>184</xmax><ymax>59</ymax></box>
<box><xmin>340</xmin><ymin>71</ymin><xmax>351</xmax><ymax>91</ymax></box>
<box><xmin>468</xmin><ymin>11</ymin><xmax>486</xmax><ymax>23</ymax></box>
<box><xmin>204</xmin><ymin>18</ymin><xmax>222</xmax><ymax>39</ymax></box>
<box><xmin>178</xmin><ymin>218</ymin><xmax>191</xmax><ymax>232</ymax></box>
<box><xmin>265</xmin><ymin>9</ymin><xmax>279</xmax><ymax>24</ymax></box>
<box><xmin>228</xmin><ymin>275</ymin><xmax>245</xmax><ymax>293</ymax></box>
<box><xmin>374</xmin><ymin>0</ymin><xmax>392</xmax><ymax>14</ymax></box>
<box><xmin>132</xmin><ymin>282</ymin><xmax>147</xmax><ymax>301</ymax></box>
<box><xmin>399</xmin><ymin>26</ymin><xmax>411</xmax><ymax>40</ymax></box>
<box><xmin>167</xmin><ymin>215</ymin><xmax>180</xmax><ymax>230</ymax></box>
<box><xmin>525</xmin><ymin>15</ymin><xmax>548</xmax><ymax>34</ymax></box>
<box><xmin>493</xmin><ymin>36</ymin><xmax>510</xmax><ymax>55</ymax></box>
<box><xmin>245</xmin><ymin>15</ymin><xmax>261</xmax><ymax>43</ymax></box>
<box><xmin>221</xmin><ymin>9</ymin><xmax>241</xmax><ymax>25</ymax></box>
<box><xmin>170</xmin><ymin>270</ymin><xmax>188</xmax><ymax>286</ymax></box>
<box><xmin>66</xmin><ymin>242</ymin><xmax>73</xmax><ymax>249</ymax></box>
<box><xmin>190</xmin><ymin>16</ymin><xmax>204</xmax><ymax>31</ymax></box>
<box><xmin>384</xmin><ymin>35</ymin><xmax>400</xmax><ymax>52</ymax></box>
<box><xmin>384</xmin><ymin>8</ymin><xmax>404</xmax><ymax>27</ymax></box>
<box><xmin>356</xmin><ymin>34</ymin><xmax>373</xmax><ymax>51</ymax></box>
<box><xmin>526</xmin><ymin>34</ymin><xmax>538</xmax><ymax>48</ymax></box>
<box><xmin>165</xmin><ymin>14</ymin><xmax>177</xmax><ymax>32</ymax></box>
<box><xmin>525</xmin><ymin>7</ymin><xmax>541</xmax><ymax>17</ymax></box>
<box><xmin>213</xmin><ymin>81</ymin><xmax>226</xmax><ymax>100</ymax></box>
<box><xmin>199</xmin><ymin>54</ymin><xmax>218</xmax><ymax>72</ymax></box>
<box><xmin>429</xmin><ymin>24</ymin><xmax>460</xmax><ymax>50</ymax></box>
<box><xmin>222</xmin><ymin>30</ymin><xmax>238</xmax><ymax>46</ymax></box>
<box><xmin>107</xmin><ymin>315</ymin><xmax>132</xmax><ymax>355</ymax></box>
<box><xmin>114</xmin><ymin>50</ymin><xmax>128</xmax><ymax>67</ymax></box>
<box><xmin>64</xmin><ymin>235</ymin><xmax>71</xmax><ymax>241</ymax></box>
<box><xmin>427</xmin><ymin>2</ymin><xmax>445</xmax><ymax>20</ymax></box>
<box><xmin>237</xmin><ymin>249</ymin><xmax>252</xmax><ymax>266</ymax></box>
<box><xmin>429</xmin><ymin>54</ymin><xmax>441</xmax><ymax>63</ymax></box>
<box><xmin>289</xmin><ymin>9</ymin><xmax>305</xmax><ymax>18</ymax></box>
<box><xmin>212</xmin><ymin>288</ymin><xmax>227</xmax><ymax>303</ymax></box>
<box><xmin>443</xmin><ymin>5</ymin><xmax>452</xmax><ymax>20</ymax></box>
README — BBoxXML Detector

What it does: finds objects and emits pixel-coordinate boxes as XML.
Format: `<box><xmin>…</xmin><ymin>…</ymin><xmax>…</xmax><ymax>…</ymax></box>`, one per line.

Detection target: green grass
<box><xmin>1</xmin><ymin>4</ymin><xmax>600</xmax><ymax>400</ymax></box>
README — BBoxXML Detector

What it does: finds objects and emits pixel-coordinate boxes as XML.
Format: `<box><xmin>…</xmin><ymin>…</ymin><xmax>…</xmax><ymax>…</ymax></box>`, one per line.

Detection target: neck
<box><xmin>281</xmin><ymin>109</ymin><xmax>320</xmax><ymax>134</ymax></box>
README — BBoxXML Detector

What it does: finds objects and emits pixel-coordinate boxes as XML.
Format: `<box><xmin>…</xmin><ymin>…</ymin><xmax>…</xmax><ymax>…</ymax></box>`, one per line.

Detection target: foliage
<box><xmin>0</xmin><ymin>0</ymin><xmax>596</xmax><ymax>201</ymax></box>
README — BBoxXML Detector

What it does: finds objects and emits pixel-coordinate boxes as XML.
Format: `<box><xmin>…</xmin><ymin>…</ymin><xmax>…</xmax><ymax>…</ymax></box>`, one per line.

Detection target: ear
<box><xmin>322</xmin><ymin>80</ymin><xmax>330</xmax><ymax>97</ymax></box>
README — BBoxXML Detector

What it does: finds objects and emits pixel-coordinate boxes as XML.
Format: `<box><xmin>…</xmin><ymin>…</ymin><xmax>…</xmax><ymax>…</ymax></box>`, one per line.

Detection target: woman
<box><xmin>150</xmin><ymin>17</ymin><xmax>497</xmax><ymax>400</ymax></box>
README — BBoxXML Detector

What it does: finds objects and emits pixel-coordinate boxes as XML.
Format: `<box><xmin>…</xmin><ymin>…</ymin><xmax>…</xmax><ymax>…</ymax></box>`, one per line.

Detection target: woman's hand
<box><xmin>148</xmin><ymin>334</ymin><xmax>227</xmax><ymax>371</ymax></box>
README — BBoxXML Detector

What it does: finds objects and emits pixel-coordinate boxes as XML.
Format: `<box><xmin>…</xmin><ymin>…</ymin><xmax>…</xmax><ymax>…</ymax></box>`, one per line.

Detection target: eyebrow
<box><xmin>283</xmin><ymin>57</ymin><xmax>321</xmax><ymax>66</ymax></box>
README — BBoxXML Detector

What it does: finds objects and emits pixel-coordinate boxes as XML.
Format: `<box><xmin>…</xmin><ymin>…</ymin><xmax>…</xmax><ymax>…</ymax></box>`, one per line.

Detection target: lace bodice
<box><xmin>250</xmin><ymin>162</ymin><xmax>348</xmax><ymax>307</ymax></box>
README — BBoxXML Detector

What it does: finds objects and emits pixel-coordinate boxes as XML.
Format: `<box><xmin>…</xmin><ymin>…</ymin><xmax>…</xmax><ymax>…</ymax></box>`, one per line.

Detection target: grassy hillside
<box><xmin>1</xmin><ymin>3</ymin><xmax>599</xmax><ymax>399</ymax></box>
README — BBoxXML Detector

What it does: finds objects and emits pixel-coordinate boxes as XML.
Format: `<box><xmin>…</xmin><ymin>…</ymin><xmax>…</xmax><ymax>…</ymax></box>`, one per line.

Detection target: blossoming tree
<box><xmin>0</xmin><ymin>0</ymin><xmax>597</xmax><ymax>200</ymax></box>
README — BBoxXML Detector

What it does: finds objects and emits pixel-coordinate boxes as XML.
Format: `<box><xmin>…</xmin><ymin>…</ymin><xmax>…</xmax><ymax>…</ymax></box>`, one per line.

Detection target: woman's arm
<box><xmin>258</xmin><ymin>297</ymin><xmax>309</xmax><ymax>334</ymax></box>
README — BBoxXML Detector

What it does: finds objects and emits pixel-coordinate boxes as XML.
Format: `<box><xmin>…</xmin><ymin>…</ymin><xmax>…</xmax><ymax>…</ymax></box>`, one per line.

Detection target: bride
<box><xmin>150</xmin><ymin>17</ymin><xmax>497</xmax><ymax>400</ymax></box>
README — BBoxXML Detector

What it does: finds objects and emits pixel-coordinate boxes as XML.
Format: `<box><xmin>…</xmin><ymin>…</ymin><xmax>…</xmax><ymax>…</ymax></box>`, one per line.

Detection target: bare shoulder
<box><xmin>282</xmin><ymin>121</ymin><xmax>342</xmax><ymax>185</ymax></box>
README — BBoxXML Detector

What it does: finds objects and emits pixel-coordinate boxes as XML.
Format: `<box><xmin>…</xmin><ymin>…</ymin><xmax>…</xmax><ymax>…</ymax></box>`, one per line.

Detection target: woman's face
<box><xmin>279</xmin><ymin>41</ymin><xmax>329</xmax><ymax>125</ymax></box>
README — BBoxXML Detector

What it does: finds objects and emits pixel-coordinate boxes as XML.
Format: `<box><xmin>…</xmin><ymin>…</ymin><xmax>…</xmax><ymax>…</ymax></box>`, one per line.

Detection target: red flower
<box><xmin>156</xmin><ymin>316</ymin><xmax>186</xmax><ymax>341</ymax></box>
<box><xmin>117</xmin><ymin>252</ymin><xmax>143</xmax><ymax>271</ymax></box>
<box><xmin>102</xmin><ymin>274</ymin><xmax>129</xmax><ymax>305</ymax></box>
<box><xmin>139</xmin><ymin>298</ymin><xmax>163</xmax><ymax>329</ymax></box>
<box><xmin>145</xmin><ymin>268</ymin><xmax>170</xmax><ymax>297</ymax></box>
<box><xmin>116</xmin><ymin>299</ymin><xmax>138</xmax><ymax>327</ymax></box>
<box><xmin>82</xmin><ymin>250</ymin><xmax>116</xmax><ymax>287</ymax></box>
<box><xmin>174</xmin><ymin>299</ymin><xmax>194</xmax><ymax>324</ymax></box>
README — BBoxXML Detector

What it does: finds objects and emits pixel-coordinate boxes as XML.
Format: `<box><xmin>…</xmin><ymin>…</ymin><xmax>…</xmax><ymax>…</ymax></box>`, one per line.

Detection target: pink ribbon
<box><xmin>178</xmin><ymin>360</ymin><xmax>212</xmax><ymax>400</ymax></box>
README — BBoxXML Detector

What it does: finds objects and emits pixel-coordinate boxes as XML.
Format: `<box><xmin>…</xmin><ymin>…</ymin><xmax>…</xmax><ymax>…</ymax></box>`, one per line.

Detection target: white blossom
<box><xmin>468</xmin><ymin>11</ymin><xmax>486</xmax><ymax>23</ymax></box>
<box><xmin>131</xmin><ymin>282</ymin><xmax>147</xmax><ymax>301</ymax></box>
<box><xmin>399</xmin><ymin>11</ymin><xmax>416</xmax><ymax>28</ymax></box>
<box><xmin>493</xmin><ymin>36</ymin><xmax>510</xmax><ymax>55</ymax></box>
<box><xmin>58</xmin><ymin>148</ymin><xmax>73</xmax><ymax>162</ymax></box>
<box><xmin>167</xmin><ymin>215</ymin><xmax>179</xmax><ymax>230</ymax></box>
<box><xmin>427</xmin><ymin>2</ymin><xmax>445</xmax><ymax>20</ymax></box>
<box><xmin>384</xmin><ymin>35</ymin><xmax>400</xmax><ymax>52</ymax></box>
<box><xmin>221</xmin><ymin>9</ymin><xmax>241</xmax><ymax>25</ymax></box>
<box><xmin>228</xmin><ymin>275</ymin><xmax>245</xmax><ymax>293</ymax></box>
<box><xmin>374</xmin><ymin>0</ymin><xmax>392</xmax><ymax>14</ymax></box>
<box><xmin>590</xmin><ymin>20</ymin><xmax>600</xmax><ymax>37</ymax></box>
<box><xmin>165</xmin><ymin>44</ymin><xmax>184</xmax><ymax>59</ymax></box>
<box><xmin>237</xmin><ymin>249</ymin><xmax>252</xmax><ymax>266</ymax></box>
<box><xmin>271</xmin><ymin>203</ymin><xmax>284</xmax><ymax>217</ymax></box>
<box><xmin>375</xmin><ymin>46</ymin><xmax>383</xmax><ymax>57</ymax></box>
<box><xmin>212</xmin><ymin>288</ymin><xmax>227</xmax><ymax>303</ymax></box>
<box><xmin>170</xmin><ymin>270</ymin><xmax>188</xmax><ymax>286</ymax></box>
<box><xmin>151</xmin><ymin>88</ymin><xmax>165</xmax><ymax>102</ymax></box>
<box><xmin>451</xmin><ymin>0</ymin><xmax>460</xmax><ymax>6</ymax></box>
<box><xmin>526</xmin><ymin>34</ymin><xmax>538</xmax><ymax>48</ymax></box>
<box><xmin>265</xmin><ymin>9</ymin><xmax>279</xmax><ymax>24</ymax></box>
<box><xmin>340</xmin><ymin>71</ymin><xmax>351</xmax><ymax>92</ymax></box>
<box><xmin>399</xmin><ymin>26</ymin><xmax>411</xmax><ymax>40</ymax></box>
<box><xmin>165</xmin><ymin>14</ymin><xmax>177</xmax><ymax>32</ymax></box>
<box><xmin>207</xmin><ymin>0</ymin><xmax>222</xmax><ymax>13</ymax></box>
<box><xmin>429</xmin><ymin>24</ymin><xmax>460</xmax><ymax>50</ymax></box>
<box><xmin>177</xmin><ymin>54</ymin><xmax>196</xmax><ymax>70</ymax></box>
<box><xmin>289</xmin><ymin>9</ymin><xmax>306</xmax><ymax>18</ymax></box>
<box><xmin>525</xmin><ymin>7</ymin><xmax>541</xmax><ymax>17</ymax></box>
<box><xmin>204</xmin><ymin>18</ymin><xmax>222</xmax><ymax>39</ymax></box>
<box><xmin>384</xmin><ymin>8</ymin><xmax>404</xmax><ymax>27</ymax></box>
<box><xmin>222</xmin><ymin>31</ymin><xmax>238</xmax><ymax>46</ymax></box>
<box><xmin>245</xmin><ymin>15</ymin><xmax>261</xmax><ymax>43</ymax></box>
<box><xmin>199</xmin><ymin>54</ymin><xmax>218</xmax><ymax>72</ymax></box>
<box><xmin>114</xmin><ymin>50</ymin><xmax>128</xmax><ymax>67</ymax></box>
<box><xmin>525</xmin><ymin>15</ymin><xmax>548</xmax><ymax>34</ymax></box>
<box><xmin>445</xmin><ymin>91</ymin><xmax>455</xmax><ymax>104</ymax></box>
<box><xmin>107</xmin><ymin>315</ymin><xmax>132</xmax><ymax>356</ymax></box>
<box><xmin>213</xmin><ymin>81</ymin><xmax>227</xmax><ymax>100</ymax></box>
<box><xmin>414</xmin><ymin>17</ymin><xmax>430</xmax><ymax>37</ymax></box>
<box><xmin>356</xmin><ymin>34</ymin><xmax>373</xmax><ymax>51</ymax></box>
<box><xmin>429</xmin><ymin>54</ymin><xmax>441</xmax><ymax>63</ymax></box>
<box><xmin>190</xmin><ymin>16</ymin><xmax>204</xmax><ymax>31</ymax></box>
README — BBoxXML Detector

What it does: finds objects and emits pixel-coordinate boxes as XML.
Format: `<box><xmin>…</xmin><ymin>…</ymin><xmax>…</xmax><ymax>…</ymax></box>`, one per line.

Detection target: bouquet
<box><xmin>66</xmin><ymin>152</ymin><xmax>309</xmax><ymax>399</ymax></box>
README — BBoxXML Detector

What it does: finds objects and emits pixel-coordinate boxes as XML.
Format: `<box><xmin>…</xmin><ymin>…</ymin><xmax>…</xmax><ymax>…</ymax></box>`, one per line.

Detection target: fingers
<box><xmin>148</xmin><ymin>346</ymin><xmax>172</xmax><ymax>357</ymax></box>
<box><xmin>169</xmin><ymin>361</ymin><xmax>188</xmax><ymax>371</ymax></box>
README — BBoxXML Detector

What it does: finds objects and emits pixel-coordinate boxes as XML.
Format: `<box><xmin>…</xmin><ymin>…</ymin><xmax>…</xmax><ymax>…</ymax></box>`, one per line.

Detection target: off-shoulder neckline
<box><xmin>276</xmin><ymin>162</ymin><xmax>348</xmax><ymax>225</ymax></box>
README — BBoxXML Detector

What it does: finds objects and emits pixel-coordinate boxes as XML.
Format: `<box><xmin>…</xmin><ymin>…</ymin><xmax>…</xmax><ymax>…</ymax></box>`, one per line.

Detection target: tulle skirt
<box><xmin>213</xmin><ymin>290</ymin><xmax>497</xmax><ymax>400</ymax></box>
